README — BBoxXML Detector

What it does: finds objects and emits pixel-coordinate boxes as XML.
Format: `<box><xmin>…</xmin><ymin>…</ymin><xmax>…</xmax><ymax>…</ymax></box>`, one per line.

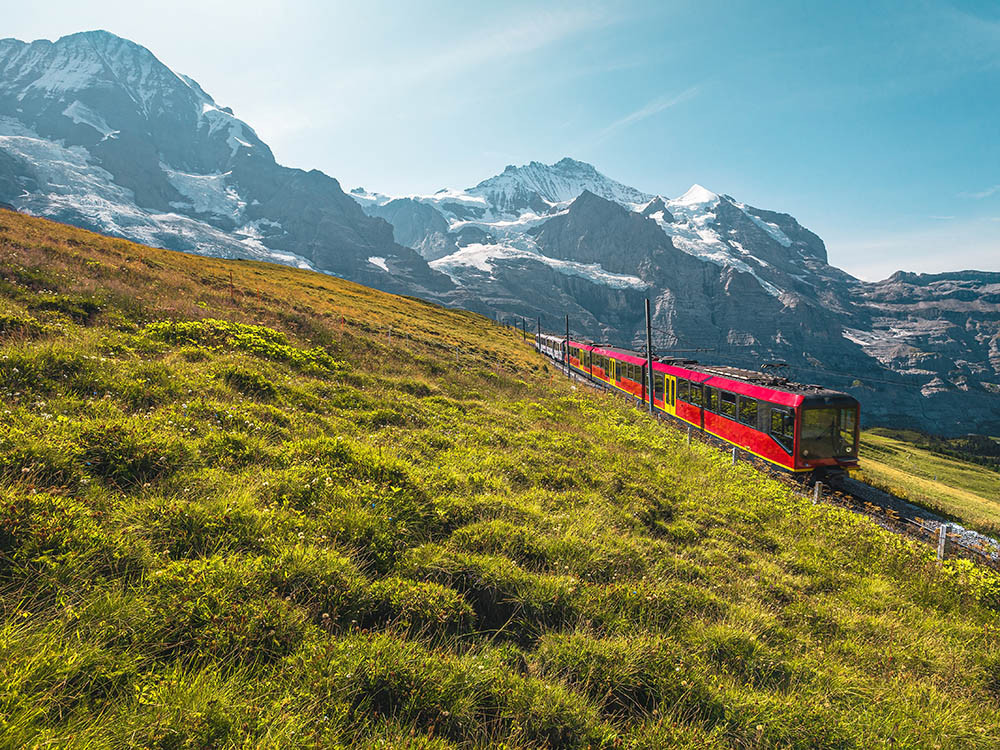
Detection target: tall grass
<box><xmin>1</xmin><ymin>209</ymin><xmax>1000</xmax><ymax>748</ymax></box>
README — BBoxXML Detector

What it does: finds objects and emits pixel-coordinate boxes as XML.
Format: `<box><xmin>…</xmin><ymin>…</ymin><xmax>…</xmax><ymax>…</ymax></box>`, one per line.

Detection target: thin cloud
<box><xmin>959</xmin><ymin>184</ymin><xmax>1000</xmax><ymax>199</ymax></box>
<box><xmin>590</xmin><ymin>86</ymin><xmax>701</xmax><ymax>146</ymax></box>
<box><xmin>929</xmin><ymin>215</ymin><xmax>955</xmax><ymax>220</ymax></box>
<box><xmin>349</xmin><ymin>8</ymin><xmax>610</xmax><ymax>90</ymax></box>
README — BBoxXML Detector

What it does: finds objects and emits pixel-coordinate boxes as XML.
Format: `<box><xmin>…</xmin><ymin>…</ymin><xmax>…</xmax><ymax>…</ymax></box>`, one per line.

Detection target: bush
<box><xmin>145</xmin><ymin>319</ymin><xmax>346</xmax><ymax>373</ymax></box>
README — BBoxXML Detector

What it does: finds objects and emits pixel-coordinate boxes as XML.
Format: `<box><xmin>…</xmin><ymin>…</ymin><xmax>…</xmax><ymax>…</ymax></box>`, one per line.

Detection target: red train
<box><xmin>535</xmin><ymin>333</ymin><xmax>859</xmax><ymax>477</ymax></box>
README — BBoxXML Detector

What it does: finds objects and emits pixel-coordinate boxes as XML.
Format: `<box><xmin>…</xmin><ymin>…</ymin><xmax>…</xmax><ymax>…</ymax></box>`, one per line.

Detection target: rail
<box><xmin>539</xmin><ymin>346</ymin><xmax>1000</xmax><ymax>571</ymax></box>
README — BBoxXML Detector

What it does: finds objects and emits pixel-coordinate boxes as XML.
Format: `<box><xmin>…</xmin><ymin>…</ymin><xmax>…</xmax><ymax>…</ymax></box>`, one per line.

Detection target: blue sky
<box><xmin>4</xmin><ymin>0</ymin><xmax>999</xmax><ymax>280</ymax></box>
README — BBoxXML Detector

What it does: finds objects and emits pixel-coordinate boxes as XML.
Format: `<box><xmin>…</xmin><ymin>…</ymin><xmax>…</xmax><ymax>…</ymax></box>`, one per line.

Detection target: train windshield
<box><xmin>799</xmin><ymin>407</ymin><xmax>857</xmax><ymax>459</ymax></box>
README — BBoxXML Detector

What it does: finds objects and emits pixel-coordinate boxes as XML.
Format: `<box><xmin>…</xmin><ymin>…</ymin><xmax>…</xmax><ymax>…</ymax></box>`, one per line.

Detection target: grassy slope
<box><xmin>858</xmin><ymin>429</ymin><xmax>1000</xmax><ymax>537</ymax></box>
<box><xmin>1</xmin><ymin>209</ymin><xmax>1000</xmax><ymax>749</ymax></box>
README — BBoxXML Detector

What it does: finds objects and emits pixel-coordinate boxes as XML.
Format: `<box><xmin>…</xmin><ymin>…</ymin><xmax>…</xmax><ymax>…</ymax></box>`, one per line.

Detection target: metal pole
<box><xmin>732</xmin><ymin>447</ymin><xmax>737</xmax><ymax>465</ymax></box>
<box><xmin>937</xmin><ymin>523</ymin><xmax>948</xmax><ymax>561</ymax></box>
<box><xmin>565</xmin><ymin>314</ymin><xmax>570</xmax><ymax>379</ymax></box>
<box><xmin>813</xmin><ymin>481</ymin><xmax>822</xmax><ymax>504</ymax></box>
<box><xmin>645</xmin><ymin>298</ymin><xmax>654</xmax><ymax>414</ymax></box>
<box><xmin>687</xmin><ymin>426</ymin><xmax>691</xmax><ymax>447</ymax></box>
<box><xmin>521</xmin><ymin>317</ymin><xmax>525</xmax><ymax>341</ymax></box>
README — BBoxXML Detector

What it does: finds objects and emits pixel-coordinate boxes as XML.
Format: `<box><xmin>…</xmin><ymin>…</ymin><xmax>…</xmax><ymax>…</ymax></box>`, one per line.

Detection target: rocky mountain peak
<box><xmin>470</xmin><ymin>157</ymin><xmax>653</xmax><ymax>212</ymax></box>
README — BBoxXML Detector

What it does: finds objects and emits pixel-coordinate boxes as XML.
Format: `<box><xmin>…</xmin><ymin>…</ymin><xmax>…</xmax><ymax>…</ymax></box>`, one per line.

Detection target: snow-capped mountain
<box><xmin>350</xmin><ymin>157</ymin><xmax>843</xmax><ymax>305</ymax></box>
<box><xmin>0</xmin><ymin>31</ymin><xmax>996</xmax><ymax>434</ymax></box>
<box><xmin>0</xmin><ymin>30</ymin><xmax>451</xmax><ymax>296</ymax></box>
<box><xmin>351</xmin><ymin>160</ymin><xmax>1000</xmax><ymax>436</ymax></box>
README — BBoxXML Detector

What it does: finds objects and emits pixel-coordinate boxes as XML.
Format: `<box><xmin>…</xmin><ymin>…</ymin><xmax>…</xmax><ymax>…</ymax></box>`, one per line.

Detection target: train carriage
<box><xmin>534</xmin><ymin>333</ymin><xmax>566</xmax><ymax>361</ymax></box>
<box><xmin>556</xmin><ymin>338</ymin><xmax>859</xmax><ymax>477</ymax></box>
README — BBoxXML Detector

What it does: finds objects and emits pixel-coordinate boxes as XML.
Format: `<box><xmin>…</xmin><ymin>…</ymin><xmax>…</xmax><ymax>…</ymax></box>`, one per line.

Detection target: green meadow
<box><xmin>2</xmin><ymin>210</ymin><xmax>1000</xmax><ymax>749</ymax></box>
<box><xmin>858</xmin><ymin>428</ymin><xmax>1000</xmax><ymax>538</ymax></box>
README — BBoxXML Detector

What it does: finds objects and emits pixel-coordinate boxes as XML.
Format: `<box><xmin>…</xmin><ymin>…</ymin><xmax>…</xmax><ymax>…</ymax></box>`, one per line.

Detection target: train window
<box><xmin>689</xmin><ymin>383</ymin><xmax>703</xmax><ymax>406</ymax></box>
<box><xmin>706</xmin><ymin>387</ymin><xmax>718</xmax><ymax>412</ymax></box>
<box><xmin>800</xmin><ymin>407</ymin><xmax>857</xmax><ymax>458</ymax></box>
<box><xmin>654</xmin><ymin>374</ymin><xmax>664</xmax><ymax>401</ymax></box>
<box><xmin>720</xmin><ymin>391</ymin><xmax>737</xmax><ymax>418</ymax></box>
<box><xmin>739</xmin><ymin>396</ymin><xmax>758</xmax><ymax>426</ymax></box>
<box><xmin>769</xmin><ymin>407</ymin><xmax>794</xmax><ymax>453</ymax></box>
<box><xmin>669</xmin><ymin>378</ymin><xmax>675</xmax><ymax>406</ymax></box>
<box><xmin>677</xmin><ymin>379</ymin><xmax>689</xmax><ymax>402</ymax></box>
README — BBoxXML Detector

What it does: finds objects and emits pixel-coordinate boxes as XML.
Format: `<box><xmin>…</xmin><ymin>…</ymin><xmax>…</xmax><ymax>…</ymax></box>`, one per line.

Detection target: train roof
<box><xmin>571</xmin><ymin>340</ymin><xmax>857</xmax><ymax>407</ymax></box>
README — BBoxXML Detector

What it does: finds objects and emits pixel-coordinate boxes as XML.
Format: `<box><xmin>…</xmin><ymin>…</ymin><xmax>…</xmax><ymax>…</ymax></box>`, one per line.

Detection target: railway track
<box><xmin>544</xmin><ymin>352</ymin><xmax>1000</xmax><ymax>569</ymax></box>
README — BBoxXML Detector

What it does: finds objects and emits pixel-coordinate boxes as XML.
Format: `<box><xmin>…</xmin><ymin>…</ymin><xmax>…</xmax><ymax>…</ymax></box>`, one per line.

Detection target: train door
<box><xmin>663</xmin><ymin>374</ymin><xmax>676</xmax><ymax>415</ymax></box>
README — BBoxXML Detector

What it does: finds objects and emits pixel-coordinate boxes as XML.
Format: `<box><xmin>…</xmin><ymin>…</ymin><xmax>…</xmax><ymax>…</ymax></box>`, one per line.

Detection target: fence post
<box><xmin>937</xmin><ymin>523</ymin><xmax>948</xmax><ymax>562</ymax></box>
<box><xmin>732</xmin><ymin>447</ymin><xmax>737</xmax><ymax>465</ymax></box>
<box><xmin>813</xmin><ymin>481</ymin><xmax>822</xmax><ymax>504</ymax></box>
<box><xmin>687</xmin><ymin>426</ymin><xmax>691</xmax><ymax>447</ymax></box>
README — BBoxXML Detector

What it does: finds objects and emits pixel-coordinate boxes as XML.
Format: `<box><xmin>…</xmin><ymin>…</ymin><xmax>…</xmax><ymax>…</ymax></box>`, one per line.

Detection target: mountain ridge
<box><xmin>0</xmin><ymin>30</ymin><xmax>997</xmax><ymax>434</ymax></box>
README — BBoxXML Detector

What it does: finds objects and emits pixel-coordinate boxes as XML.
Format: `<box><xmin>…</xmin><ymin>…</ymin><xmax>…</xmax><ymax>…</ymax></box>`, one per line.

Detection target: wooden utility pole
<box><xmin>565</xmin><ymin>315</ymin><xmax>570</xmax><ymax>378</ymax></box>
<box><xmin>645</xmin><ymin>298</ymin><xmax>654</xmax><ymax>414</ymax></box>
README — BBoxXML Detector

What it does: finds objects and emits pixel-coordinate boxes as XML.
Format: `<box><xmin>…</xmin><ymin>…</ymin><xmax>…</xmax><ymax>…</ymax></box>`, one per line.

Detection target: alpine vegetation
<box><xmin>1</xmin><ymin>210</ymin><xmax>999</xmax><ymax>748</ymax></box>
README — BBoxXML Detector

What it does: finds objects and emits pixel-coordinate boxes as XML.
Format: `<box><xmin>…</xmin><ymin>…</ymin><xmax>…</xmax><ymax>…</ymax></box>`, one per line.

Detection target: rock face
<box><xmin>0</xmin><ymin>30</ymin><xmax>451</xmax><ymax>297</ymax></box>
<box><xmin>1</xmin><ymin>31</ymin><xmax>996</xmax><ymax>435</ymax></box>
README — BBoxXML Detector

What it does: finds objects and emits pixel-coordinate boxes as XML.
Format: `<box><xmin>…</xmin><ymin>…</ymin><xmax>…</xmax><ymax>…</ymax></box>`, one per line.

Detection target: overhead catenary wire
<box><xmin>536</xmin><ymin>318</ymin><xmax>1000</xmax><ymax>402</ymax></box>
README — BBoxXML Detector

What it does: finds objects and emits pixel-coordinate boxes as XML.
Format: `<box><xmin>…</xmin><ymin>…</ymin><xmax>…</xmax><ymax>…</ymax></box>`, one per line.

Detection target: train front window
<box><xmin>800</xmin><ymin>407</ymin><xmax>857</xmax><ymax>459</ymax></box>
